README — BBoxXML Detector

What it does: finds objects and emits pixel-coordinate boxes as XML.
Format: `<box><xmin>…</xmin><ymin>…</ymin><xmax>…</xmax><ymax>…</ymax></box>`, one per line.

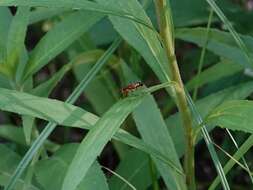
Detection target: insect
<box><xmin>121</xmin><ymin>82</ymin><xmax>144</xmax><ymax>96</ymax></box>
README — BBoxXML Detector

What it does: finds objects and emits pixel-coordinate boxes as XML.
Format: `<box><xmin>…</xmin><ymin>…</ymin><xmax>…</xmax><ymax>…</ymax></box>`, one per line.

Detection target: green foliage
<box><xmin>206</xmin><ymin>100</ymin><xmax>253</xmax><ymax>133</ymax></box>
<box><xmin>0</xmin><ymin>0</ymin><xmax>253</xmax><ymax>190</ymax></box>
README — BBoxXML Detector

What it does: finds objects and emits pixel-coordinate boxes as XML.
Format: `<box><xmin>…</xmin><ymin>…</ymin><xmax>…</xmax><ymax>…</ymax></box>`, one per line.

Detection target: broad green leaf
<box><xmin>31</xmin><ymin>64</ymin><xmax>71</xmax><ymax>97</ymax></box>
<box><xmin>166</xmin><ymin>81</ymin><xmax>253</xmax><ymax>157</ymax></box>
<box><xmin>0</xmin><ymin>144</ymin><xmax>39</xmax><ymax>190</ymax></box>
<box><xmin>109</xmin><ymin>149</ymin><xmax>152</xmax><ymax>190</ymax></box>
<box><xmin>23</xmin><ymin>11</ymin><xmax>103</xmax><ymax>80</ymax></box>
<box><xmin>0</xmin><ymin>7</ymin><xmax>12</xmax><ymax>63</ymax></box>
<box><xmin>206</xmin><ymin>100</ymin><xmax>253</xmax><ymax>134</ymax></box>
<box><xmin>0</xmin><ymin>88</ymin><xmax>98</xmax><ymax>128</ymax></box>
<box><xmin>96</xmin><ymin>0</ymin><xmax>171</xmax><ymax>83</ymax></box>
<box><xmin>176</xmin><ymin>27</ymin><xmax>253</xmax><ymax>68</ymax></box>
<box><xmin>133</xmin><ymin>95</ymin><xmax>186</xmax><ymax>190</ymax></box>
<box><xmin>6</xmin><ymin>7</ymin><xmax>30</xmax><ymax>77</ymax></box>
<box><xmin>186</xmin><ymin>59</ymin><xmax>243</xmax><ymax>91</ymax></box>
<box><xmin>62</xmin><ymin>96</ymin><xmax>145</xmax><ymax>190</ymax></box>
<box><xmin>35</xmin><ymin>144</ymin><xmax>109</xmax><ymax>190</ymax></box>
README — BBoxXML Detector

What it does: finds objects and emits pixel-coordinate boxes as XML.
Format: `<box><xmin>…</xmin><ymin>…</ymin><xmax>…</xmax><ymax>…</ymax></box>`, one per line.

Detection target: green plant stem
<box><xmin>193</xmin><ymin>9</ymin><xmax>213</xmax><ymax>101</ymax></box>
<box><xmin>154</xmin><ymin>0</ymin><xmax>195</xmax><ymax>189</ymax></box>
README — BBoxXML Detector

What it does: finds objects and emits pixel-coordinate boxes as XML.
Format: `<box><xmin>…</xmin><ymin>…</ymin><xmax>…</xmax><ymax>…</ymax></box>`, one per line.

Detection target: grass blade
<box><xmin>185</xmin><ymin>90</ymin><xmax>230</xmax><ymax>190</ymax></box>
<box><xmin>0</xmin><ymin>0</ymin><xmax>154</xmax><ymax>32</ymax></box>
<box><xmin>6</xmin><ymin>6</ymin><xmax>29</xmax><ymax>78</ymax></box>
<box><xmin>205</xmin><ymin>0</ymin><xmax>253</xmax><ymax>67</ymax></box>
<box><xmin>209</xmin><ymin>135</ymin><xmax>253</xmax><ymax>189</ymax></box>
<box><xmin>0</xmin><ymin>7</ymin><xmax>12</xmax><ymax>63</ymax></box>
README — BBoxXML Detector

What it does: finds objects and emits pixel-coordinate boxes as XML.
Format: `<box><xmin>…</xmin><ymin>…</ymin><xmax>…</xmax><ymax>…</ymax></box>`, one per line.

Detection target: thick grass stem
<box><xmin>154</xmin><ymin>0</ymin><xmax>196</xmax><ymax>189</ymax></box>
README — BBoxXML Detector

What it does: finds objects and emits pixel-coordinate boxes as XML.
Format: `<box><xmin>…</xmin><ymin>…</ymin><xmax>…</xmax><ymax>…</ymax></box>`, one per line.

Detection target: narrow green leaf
<box><xmin>185</xmin><ymin>90</ymin><xmax>230</xmax><ymax>189</ymax></box>
<box><xmin>186</xmin><ymin>60</ymin><xmax>243</xmax><ymax>91</ymax></box>
<box><xmin>29</xmin><ymin>8</ymin><xmax>70</xmax><ymax>24</ymax></box>
<box><xmin>35</xmin><ymin>144</ymin><xmax>109</xmax><ymax>190</ymax></box>
<box><xmin>133</xmin><ymin>95</ymin><xmax>186</xmax><ymax>190</ymax></box>
<box><xmin>24</xmin><ymin>11</ymin><xmax>103</xmax><ymax>80</ymax></box>
<box><xmin>0</xmin><ymin>88</ymin><xmax>98</xmax><ymax>128</ymax></box>
<box><xmin>209</xmin><ymin>135</ymin><xmax>253</xmax><ymax>190</ymax></box>
<box><xmin>6</xmin><ymin>6</ymin><xmax>29</xmax><ymax>77</ymax></box>
<box><xmin>22</xmin><ymin>115</ymin><xmax>35</xmax><ymax>145</ymax></box>
<box><xmin>0</xmin><ymin>7</ymin><xmax>12</xmax><ymax>63</ymax></box>
<box><xmin>206</xmin><ymin>100</ymin><xmax>253</xmax><ymax>134</ymax></box>
<box><xmin>176</xmin><ymin>27</ymin><xmax>253</xmax><ymax>68</ymax></box>
<box><xmin>30</xmin><ymin>64</ymin><xmax>71</xmax><ymax>97</ymax></box>
<box><xmin>62</xmin><ymin>96</ymin><xmax>144</xmax><ymax>190</ymax></box>
<box><xmin>205</xmin><ymin>0</ymin><xmax>253</xmax><ymax>67</ymax></box>
<box><xmin>0</xmin><ymin>0</ymin><xmax>153</xmax><ymax>31</ymax></box>
<box><xmin>96</xmin><ymin>0</ymin><xmax>171</xmax><ymax>83</ymax></box>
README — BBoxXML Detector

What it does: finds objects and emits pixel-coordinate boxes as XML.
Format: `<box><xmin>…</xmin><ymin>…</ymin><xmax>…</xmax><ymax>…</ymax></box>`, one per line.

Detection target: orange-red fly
<box><xmin>121</xmin><ymin>82</ymin><xmax>143</xmax><ymax>96</ymax></box>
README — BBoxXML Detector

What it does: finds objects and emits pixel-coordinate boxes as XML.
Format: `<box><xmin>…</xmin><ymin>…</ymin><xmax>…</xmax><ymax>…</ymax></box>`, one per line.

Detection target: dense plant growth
<box><xmin>0</xmin><ymin>0</ymin><xmax>253</xmax><ymax>189</ymax></box>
